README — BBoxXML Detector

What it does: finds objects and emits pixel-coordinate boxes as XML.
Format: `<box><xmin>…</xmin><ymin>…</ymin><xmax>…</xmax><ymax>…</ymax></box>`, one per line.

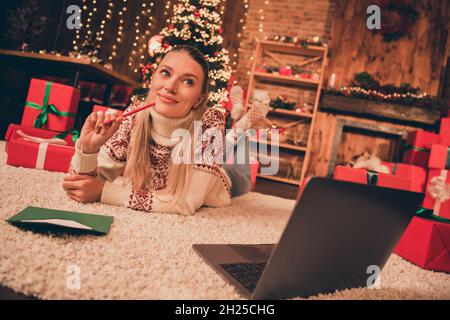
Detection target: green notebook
<box><xmin>7</xmin><ymin>206</ymin><xmax>113</xmax><ymax>235</ymax></box>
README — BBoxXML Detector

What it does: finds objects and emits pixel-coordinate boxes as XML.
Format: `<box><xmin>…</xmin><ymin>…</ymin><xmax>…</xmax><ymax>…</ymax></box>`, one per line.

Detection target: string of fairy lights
<box><xmin>72</xmin><ymin>0</ymin><xmax>113</xmax><ymax>62</ymax></box>
<box><xmin>72</xmin><ymin>0</ymin><xmax>88</xmax><ymax>54</ymax></box>
<box><xmin>232</xmin><ymin>0</ymin><xmax>249</xmax><ymax>78</ymax></box>
<box><xmin>71</xmin><ymin>0</ymin><xmax>256</xmax><ymax>78</ymax></box>
<box><xmin>107</xmin><ymin>0</ymin><xmax>128</xmax><ymax>63</ymax></box>
<box><xmin>128</xmin><ymin>1</ymin><xmax>155</xmax><ymax>74</ymax></box>
<box><xmin>86</xmin><ymin>0</ymin><xmax>98</xmax><ymax>54</ymax></box>
<box><xmin>164</xmin><ymin>0</ymin><xmax>173</xmax><ymax>23</ymax></box>
<box><xmin>219</xmin><ymin>0</ymin><xmax>226</xmax><ymax>15</ymax></box>
<box><xmin>247</xmin><ymin>0</ymin><xmax>270</xmax><ymax>76</ymax></box>
<box><xmin>95</xmin><ymin>2</ymin><xmax>115</xmax><ymax>56</ymax></box>
<box><xmin>73</xmin><ymin>0</ymin><xmax>96</xmax><ymax>55</ymax></box>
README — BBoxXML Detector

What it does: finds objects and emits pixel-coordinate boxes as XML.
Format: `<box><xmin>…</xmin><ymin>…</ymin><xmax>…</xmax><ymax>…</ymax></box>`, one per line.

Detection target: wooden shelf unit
<box><xmin>250</xmin><ymin>138</ymin><xmax>307</xmax><ymax>152</ymax></box>
<box><xmin>257</xmin><ymin>174</ymin><xmax>301</xmax><ymax>186</ymax></box>
<box><xmin>245</xmin><ymin>40</ymin><xmax>328</xmax><ymax>186</ymax></box>
<box><xmin>254</xmin><ymin>72</ymin><xmax>319</xmax><ymax>88</ymax></box>
<box><xmin>268</xmin><ymin>107</ymin><xmax>314</xmax><ymax>119</ymax></box>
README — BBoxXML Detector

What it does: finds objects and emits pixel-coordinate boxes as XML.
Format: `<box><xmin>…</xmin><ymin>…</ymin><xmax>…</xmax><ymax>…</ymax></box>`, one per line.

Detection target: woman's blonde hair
<box><xmin>123</xmin><ymin>45</ymin><xmax>210</xmax><ymax>193</ymax></box>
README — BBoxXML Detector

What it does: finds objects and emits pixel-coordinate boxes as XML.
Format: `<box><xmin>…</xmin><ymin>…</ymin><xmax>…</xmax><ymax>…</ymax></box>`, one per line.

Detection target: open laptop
<box><xmin>193</xmin><ymin>177</ymin><xmax>423</xmax><ymax>300</ymax></box>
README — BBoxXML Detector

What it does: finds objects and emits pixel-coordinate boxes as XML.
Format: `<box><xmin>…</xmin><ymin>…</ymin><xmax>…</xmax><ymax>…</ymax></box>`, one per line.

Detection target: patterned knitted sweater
<box><xmin>69</xmin><ymin>103</ymin><xmax>232</xmax><ymax>215</ymax></box>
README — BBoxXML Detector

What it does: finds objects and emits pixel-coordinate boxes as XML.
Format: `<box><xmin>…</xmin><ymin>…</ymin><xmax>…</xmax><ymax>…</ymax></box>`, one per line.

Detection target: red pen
<box><xmin>98</xmin><ymin>102</ymin><xmax>155</xmax><ymax>128</ymax></box>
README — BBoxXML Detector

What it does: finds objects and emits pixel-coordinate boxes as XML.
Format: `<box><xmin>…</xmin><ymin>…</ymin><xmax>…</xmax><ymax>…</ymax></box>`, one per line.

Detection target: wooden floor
<box><xmin>0</xmin><ymin>179</ymin><xmax>297</xmax><ymax>299</ymax></box>
<box><xmin>254</xmin><ymin>177</ymin><xmax>299</xmax><ymax>200</ymax></box>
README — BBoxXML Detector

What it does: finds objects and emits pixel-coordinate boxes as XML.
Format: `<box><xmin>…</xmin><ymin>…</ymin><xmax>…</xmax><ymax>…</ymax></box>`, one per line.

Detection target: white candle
<box><xmin>329</xmin><ymin>73</ymin><xmax>336</xmax><ymax>89</ymax></box>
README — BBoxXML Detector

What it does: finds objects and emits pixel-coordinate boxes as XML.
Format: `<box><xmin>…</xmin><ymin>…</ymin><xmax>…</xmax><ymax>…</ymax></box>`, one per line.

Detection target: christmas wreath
<box><xmin>378</xmin><ymin>0</ymin><xmax>419</xmax><ymax>42</ymax></box>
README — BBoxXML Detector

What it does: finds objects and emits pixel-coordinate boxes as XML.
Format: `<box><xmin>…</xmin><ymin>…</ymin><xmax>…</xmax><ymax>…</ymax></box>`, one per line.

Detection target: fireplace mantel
<box><xmin>320</xmin><ymin>94</ymin><xmax>441</xmax><ymax>128</ymax></box>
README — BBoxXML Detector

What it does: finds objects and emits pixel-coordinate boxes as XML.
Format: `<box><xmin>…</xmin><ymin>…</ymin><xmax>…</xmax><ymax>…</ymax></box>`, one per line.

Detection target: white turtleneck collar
<box><xmin>149</xmin><ymin>108</ymin><xmax>196</xmax><ymax>147</ymax></box>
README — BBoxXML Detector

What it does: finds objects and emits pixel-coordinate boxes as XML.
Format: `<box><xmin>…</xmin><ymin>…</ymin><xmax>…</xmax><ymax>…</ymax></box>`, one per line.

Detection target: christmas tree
<box><xmin>141</xmin><ymin>0</ymin><xmax>232</xmax><ymax>109</ymax></box>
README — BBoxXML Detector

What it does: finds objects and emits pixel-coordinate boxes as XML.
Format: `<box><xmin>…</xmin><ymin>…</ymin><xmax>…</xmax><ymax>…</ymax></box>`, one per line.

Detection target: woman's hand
<box><xmin>77</xmin><ymin>111</ymin><xmax>123</xmax><ymax>154</ymax></box>
<box><xmin>62</xmin><ymin>174</ymin><xmax>105</xmax><ymax>203</ymax></box>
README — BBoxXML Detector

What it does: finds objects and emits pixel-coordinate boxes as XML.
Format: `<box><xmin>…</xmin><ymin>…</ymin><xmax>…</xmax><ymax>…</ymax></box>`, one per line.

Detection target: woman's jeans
<box><xmin>222</xmin><ymin>131</ymin><xmax>252</xmax><ymax>197</ymax></box>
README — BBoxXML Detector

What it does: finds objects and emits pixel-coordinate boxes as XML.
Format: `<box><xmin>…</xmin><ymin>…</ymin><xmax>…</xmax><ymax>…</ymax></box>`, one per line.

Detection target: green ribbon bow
<box><xmin>366</xmin><ymin>170</ymin><xmax>378</xmax><ymax>186</ymax></box>
<box><xmin>391</xmin><ymin>163</ymin><xmax>398</xmax><ymax>175</ymax></box>
<box><xmin>54</xmin><ymin>129</ymin><xmax>80</xmax><ymax>144</ymax></box>
<box><xmin>25</xmin><ymin>81</ymin><xmax>76</xmax><ymax>129</ymax></box>
<box><xmin>415</xmin><ymin>207</ymin><xmax>450</xmax><ymax>224</ymax></box>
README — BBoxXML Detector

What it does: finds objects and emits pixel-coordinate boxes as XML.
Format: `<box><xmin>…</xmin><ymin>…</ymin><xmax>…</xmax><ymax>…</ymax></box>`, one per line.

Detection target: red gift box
<box><xmin>439</xmin><ymin>118</ymin><xmax>450</xmax><ymax>146</ymax></box>
<box><xmin>6</xmin><ymin>136</ymin><xmax>75</xmax><ymax>173</ymax></box>
<box><xmin>299</xmin><ymin>73</ymin><xmax>312</xmax><ymax>79</ymax></box>
<box><xmin>423</xmin><ymin>169</ymin><xmax>450</xmax><ymax>219</ymax></box>
<box><xmin>279</xmin><ymin>67</ymin><xmax>293</xmax><ymax>76</ymax></box>
<box><xmin>92</xmin><ymin>105</ymin><xmax>124</xmax><ymax>116</ymax></box>
<box><xmin>21</xmin><ymin>78</ymin><xmax>80</xmax><ymax>132</ymax></box>
<box><xmin>394</xmin><ymin>216</ymin><xmax>450</xmax><ymax>273</ymax></box>
<box><xmin>406</xmin><ymin>130</ymin><xmax>440</xmax><ymax>148</ymax></box>
<box><xmin>250</xmin><ymin>159</ymin><xmax>259</xmax><ymax>192</ymax></box>
<box><xmin>382</xmin><ymin>162</ymin><xmax>428</xmax><ymax>193</ymax></box>
<box><xmin>5</xmin><ymin>123</ymin><xmax>76</xmax><ymax>150</ymax></box>
<box><xmin>402</xmin><ymin>149</ymin><xmax>430</xmax><ymax>168</ymax></box>
<box><xmin>428</xmin><ymin>144</ymin><xmax>450</xmax><ymax>170</ymax></box>
<box><xmin>255</xmin><ymin>66</ymin><xmax>268</xmax><ymax>73</ymax></box>
<box><xmin>402</xmin><ymin>130</ymin><xmax>440</xmax><ymax>167</ymax></box>
<box><xmin>333</xmin><ymin>166</ymin><xmax>411</xmax><ymax>191</ymax></box>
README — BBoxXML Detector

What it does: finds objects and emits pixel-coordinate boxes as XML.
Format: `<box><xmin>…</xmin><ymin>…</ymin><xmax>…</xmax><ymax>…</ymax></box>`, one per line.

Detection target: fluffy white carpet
<box><xmin>0</xmin><ymin>140</ymin><xmax>449</xmax><ymax>300</ymax></box>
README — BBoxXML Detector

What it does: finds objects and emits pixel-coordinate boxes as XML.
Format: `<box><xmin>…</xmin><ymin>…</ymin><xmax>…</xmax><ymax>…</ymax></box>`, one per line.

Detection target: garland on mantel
<box><xmin>325</xmin><ymin>72</ymin><xmax>442</xmax><ymax>110</ymax></box>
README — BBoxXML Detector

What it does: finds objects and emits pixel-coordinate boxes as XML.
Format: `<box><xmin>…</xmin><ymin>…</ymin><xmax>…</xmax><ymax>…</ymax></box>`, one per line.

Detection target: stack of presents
<box><xmin>333</xmin><ymin>116</ymin><xmax>450</xmax><ymax>273</ymax></box>
<box><xmin>4</xmin><ymin>78</ymin><xmax>122</xmax><ymax>173</ymax></box>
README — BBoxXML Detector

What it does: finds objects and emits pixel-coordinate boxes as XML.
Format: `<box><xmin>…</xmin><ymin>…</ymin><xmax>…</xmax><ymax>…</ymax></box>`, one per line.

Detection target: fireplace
<box><xmin>327</xmin><ymin>117</ymin><xmax>408</xmax><ymax>176</ymax></box>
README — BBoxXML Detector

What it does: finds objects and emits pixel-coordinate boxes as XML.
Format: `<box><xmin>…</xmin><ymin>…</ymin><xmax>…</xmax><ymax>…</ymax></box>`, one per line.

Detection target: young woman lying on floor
<box><xmin>62</xmin><ymin>45</ymin><xmax>252</xmax><ymax>215</ymax></box>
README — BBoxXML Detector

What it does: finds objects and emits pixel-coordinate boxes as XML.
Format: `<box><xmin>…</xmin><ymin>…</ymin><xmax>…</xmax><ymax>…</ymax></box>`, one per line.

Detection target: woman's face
<box><xmin>149</xmin><ymin>51</ymin><xmax>206</xmax><ymax>118</ymax></box>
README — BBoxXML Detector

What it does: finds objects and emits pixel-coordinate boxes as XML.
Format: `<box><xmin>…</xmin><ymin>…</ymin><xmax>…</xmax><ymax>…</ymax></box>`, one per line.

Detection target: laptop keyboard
<box><xmin>220</xmin><ymin>262</ymin><xmax>267</xmax><ymax>293</ymax></box>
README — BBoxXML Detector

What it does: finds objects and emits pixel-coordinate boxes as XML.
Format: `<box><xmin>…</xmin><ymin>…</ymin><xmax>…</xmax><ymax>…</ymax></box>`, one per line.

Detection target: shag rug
<box><xmin>0</xmin><ymin>140</ymin><xmax>449</xmax><ymax>300</ymax></box>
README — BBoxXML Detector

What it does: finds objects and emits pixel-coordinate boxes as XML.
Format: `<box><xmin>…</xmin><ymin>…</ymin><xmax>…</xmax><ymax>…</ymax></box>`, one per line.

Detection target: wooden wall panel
<box><xmin>327</xmin><ymin>0</ymin><xmax>449</xmax><ymax>96</ymax></box>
